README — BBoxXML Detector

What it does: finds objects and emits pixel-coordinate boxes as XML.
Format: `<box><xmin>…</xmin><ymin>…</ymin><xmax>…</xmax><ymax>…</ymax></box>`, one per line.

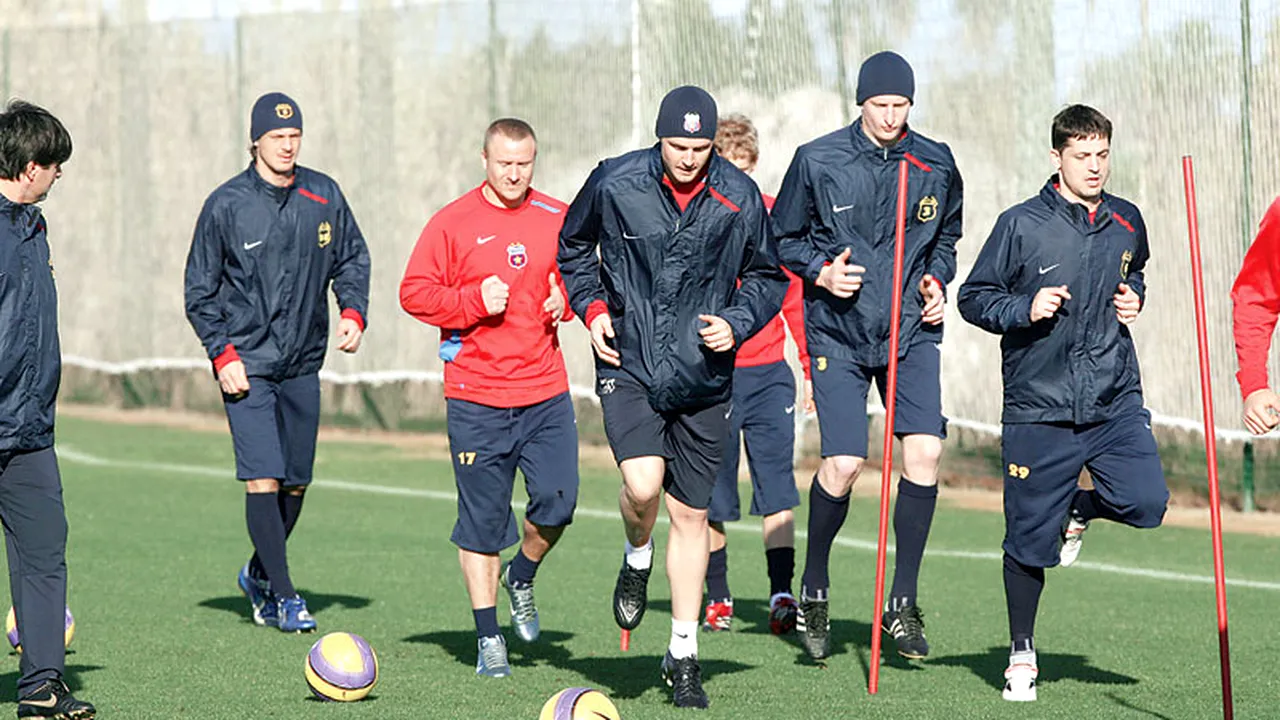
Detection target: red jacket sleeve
<box><xmin>399</xmin><ymin>217</ymin><xmax>489</xmax><ymax>329</ymax></box>
<box><xmin>1232</xmin><ymin>197</ymin><xmax>1280</xmax><ymax>399</ymax></box>
<box><xmin>779</xmin><ymin>268</ymin><xmax>810</xmax><ymax>378</ymax></box>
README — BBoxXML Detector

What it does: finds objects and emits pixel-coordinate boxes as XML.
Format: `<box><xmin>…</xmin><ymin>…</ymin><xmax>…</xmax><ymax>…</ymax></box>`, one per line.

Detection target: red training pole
<box><xmin>868</xmin><ymin>159</ymin><xmax>910</xmax><ymax>694</ymax></box>
<box><xmin>620</xmin><ymin>628</ymin><xmax>630</xmax><ymax>652</ymax></box>
<box><xmin>1181</xmin><ymin>155</ymin><xmax>1234</xmax><ymax>720</ymax></box>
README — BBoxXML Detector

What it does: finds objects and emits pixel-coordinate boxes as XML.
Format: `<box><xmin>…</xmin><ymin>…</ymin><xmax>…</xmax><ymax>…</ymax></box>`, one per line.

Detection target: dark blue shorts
<box><xmin>598</xmin><ymin>372</ymin><xmax>729</xmax><ymax>511</ymax></box>
<box><xmin>446</xmin><ymin>392</ymin><xmax>579</xmax><ymax>554</ymax></box>
<box><xmin>810</xmin><ymin>339</ymin><xmax>947</xmax><ymax>458</ymax></box>
<box><xmin>223</xmin><ymin>373</ymin><xmax>320</xmax><ymax>486</ymax></box>
<box><xmin>709</xmin><ymin>361</ymin><xmax>801</xmax><ymax>523</ymax></box>
<box><xmin>1002</xmin><ymin>408</ymin><xmax>1169</xmax><ymax>567</ymax></box>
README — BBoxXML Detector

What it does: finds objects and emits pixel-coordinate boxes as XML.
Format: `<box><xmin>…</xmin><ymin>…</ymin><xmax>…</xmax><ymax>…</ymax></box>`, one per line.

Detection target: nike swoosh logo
<box><xmin>243</xmin><ymin>241</ymin><xmax>263</xmax><ymax>251</ymax></box>
<box><xmin>674</xmin><ymin>633</ymin><xmax>689</xmax><ymax>640</ymax></box>
<box><xmin>1038</xmin><ymin>263</ymin><xmax>1060</xmax><ymax>275</ymax></box>
<box><xmin>832</xmin><ymin>204</ymin><xmax>854</xmax><ymax>213</ymax></box>
<box><xmin>784</xmin><ymin>405</ymin><xmax>795</xmax><ymax>414</ymax></box>
<box><xmin>477</xmin><ymin>235</ymin><xmax>496</xmax><ymax>245</ymax></box>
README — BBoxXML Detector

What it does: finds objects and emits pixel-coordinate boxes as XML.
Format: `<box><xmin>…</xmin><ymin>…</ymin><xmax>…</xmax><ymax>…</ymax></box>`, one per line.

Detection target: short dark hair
<box><xmin>1052</xmin><ymin>104</ymin><xmax>1111</xmax><ymax>152</ymax></box>
<box><xmin>483</xmin><ymin>118</ymin><xmax>536</xmax><ymax>153</ymax></box>
<box><xmin>0</xmin><ymin>100</ymin><xmax>72</xmax><ymax>180</ymax></box>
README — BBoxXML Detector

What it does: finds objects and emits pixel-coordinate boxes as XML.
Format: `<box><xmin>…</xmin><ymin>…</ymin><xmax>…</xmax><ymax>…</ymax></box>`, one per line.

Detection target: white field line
<box><xmin>55</xmin><ymin>446</ymin><xmax>1280</xmax><ymax>593</ymax></box>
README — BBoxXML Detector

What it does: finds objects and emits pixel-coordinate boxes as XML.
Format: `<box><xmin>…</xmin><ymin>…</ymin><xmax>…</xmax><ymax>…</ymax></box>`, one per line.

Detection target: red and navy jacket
<box><xmin>558</xmin><ymin>146</ymin><xmax>787</xmax><ymax>413</ymax></box>
<box><xmin>958</xmin><ymin>177</ymin><xmax>1149</xmax><ymax>425</ymax></box>
<box><xmin>184</xmin><ymin>165</ymin><xmax>371</xmax><ymax>380</ymax></box>
<box><xmin>0</xmin><ymin>194</ymin><xmax>59</xmax><ymax>452</ymax></box>
<box><xmin>400</xmin><ymin>185</ymin><xmax>572</xmax><ymax>408</ymax></box>
<box><xmin>772</xmin><ymin>124</ymin><xmax>962</xmax><ymax>366</ymax></box>
<box><xmin>1231</xmin><ymin>196</ymin><xmax>1280</xmax><ymax>399</ymax></box>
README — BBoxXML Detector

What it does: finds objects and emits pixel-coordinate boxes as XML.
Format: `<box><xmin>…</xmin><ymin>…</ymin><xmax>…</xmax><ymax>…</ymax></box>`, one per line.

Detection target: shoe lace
<box><xmin>900</xmin><ymin>605</ymin><xmax>926</xmax><ymax>638</ymax></box>
<box><xmin>480</xmin><ymin>638</ymin><xmax>508</xmax><ymax>670</ymax></box>
<box><xmin>671</xmin><ymin>658</ymin><xmax>705</xmax><ymax>701</ymax></box>
<box><xmin>509</xmin><ymin>583</ymin><xmax>536</xmax><ymax>624</ymax></box>
<box><xmin>619</xmin><ymin>566</ymin><xmax>648</xmax><ymax>603</ymax></box>
<box><xmin>803</xmin><ymin>600</ymin><xmax>828</xmax><ymax>632</ymax></box>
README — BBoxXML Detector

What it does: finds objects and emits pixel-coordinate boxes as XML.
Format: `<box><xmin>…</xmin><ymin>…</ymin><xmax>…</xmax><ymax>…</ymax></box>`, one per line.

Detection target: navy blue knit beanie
<box><xmin>856</xmin><ymin>51</ymin><xmax>915</xmax><ymax>105</ymax></box>
<box><xmin>654</xmin><ymin>86</ymin><xmax>717</xmax><ymax>140</ymax></box>
<box><xmin>250</xmin><ymin>92</ymin><xmax>303</xmax><ymax>141</ymax></box>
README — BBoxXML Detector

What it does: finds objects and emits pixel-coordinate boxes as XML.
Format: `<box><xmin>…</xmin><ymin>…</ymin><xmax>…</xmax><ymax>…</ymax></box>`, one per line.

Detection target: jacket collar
<box><xmin>849</xmin><ymin>120</ymin><xmax>914</xmax><ymax>160</ymax></box>
<box><xmin>644</xmin><ymin>143</ymin><xmax>732</xmax><ymax>191</ymax></box>
<box><xmin>1039</xmin><ymin>174</ymin><xmax>1115</xmax><ymax>230</ymax></box>
<box><xmin>0</xmin><ymin>192</ymin><xmax>43</xmax><ymax>235</ymax></box>
<box><xmin>244</xmin><ymin>163</ymin><xmax>296</xmax><ymax>205</ymax></box>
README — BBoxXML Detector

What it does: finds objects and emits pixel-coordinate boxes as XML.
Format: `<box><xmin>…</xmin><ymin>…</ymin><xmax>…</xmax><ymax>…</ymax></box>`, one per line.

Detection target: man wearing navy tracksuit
<box><xmin>957</xmin><ymin>104</ymin><xmax>1168</xmax><ymax>702</ymax></box>
<box><xmin>0</xmin><ymin>100</ymin><xmax>96</xmax><ymax>719</ymax></box>
<box><xmin>184</xmin><ymin>92</ymin><xmax>371</xmax><ymax>634</ymax></box>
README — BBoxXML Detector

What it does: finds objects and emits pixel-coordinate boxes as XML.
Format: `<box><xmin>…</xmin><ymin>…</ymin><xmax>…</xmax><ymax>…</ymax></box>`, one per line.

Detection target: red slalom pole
<box><xmin>868</xmin><ymin>159</ymin><xmax>910</xmax><ymax>694</ymax></box>
<box><xmin>1181</xmin><ymin>155</ymin><xmax>1234</xmax><ymax>720</ymax></box>
<box><xmin>620</xmin><ymin>629</ymin><xmax>630</xmax><ymax>652</ymax></box>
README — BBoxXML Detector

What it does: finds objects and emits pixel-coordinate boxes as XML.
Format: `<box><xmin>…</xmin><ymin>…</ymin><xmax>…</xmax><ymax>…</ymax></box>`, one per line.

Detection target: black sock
<box><xmin>889</xmin><ymin>477</ymin><xmax>938</xmax><ymax>608</ymax></box>
<box><xmin>507</xmin><ymin>549</ymin><xmax>540</xmax><ymax>587</ymax></box>
<box><xmin>1003</xmin><ymin>553</ymin><xmax>1045</xmax><ymax>647</ymax></box>
<box><xmin>251</xmin><ymin>491</ymin><xmax>306</xmax><ymax>579</ymax></box>
<box><xmin>1070</xmin><ymin>488</ymin><xmax>1122</xmax><ymax>523</ymax></box>
<box><xmin>706</xmin><ymin>547</ymin><xmax>730</xmax><ymax>602</ymax></box>
<box><xmin>800</xmin><ymin>477</ymin><xmax>850</xmax><ymax>594</ymax></box>
<box><xmin>765</xmin><ymin>547</ymin><xmax>795</xmax><ymax>597</ymax></box>
<box><xmin>473</xmin><ymin>606</ymin><xmax>500</xmax><ymax>638</ymax></box>
<box><xmin>246</xmin><ymin>492</ymin><xmax>295</xmax><ymax>597</ymax></box>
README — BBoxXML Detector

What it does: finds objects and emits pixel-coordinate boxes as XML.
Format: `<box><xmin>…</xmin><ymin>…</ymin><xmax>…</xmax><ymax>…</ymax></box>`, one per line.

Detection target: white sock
<box><xmin>769</xmin><ymin>591</ymin><xmax>794</xmax><ymax>608</ymax></box>
<box><xmin>669</xmin><ymin>619</ymin><xmax>698</xmax><ymax>659</ymax></box>
<box><xmin>625</xmin><ymin>538</ymin><xmax>653</xmax><ymax>570</ymax></box>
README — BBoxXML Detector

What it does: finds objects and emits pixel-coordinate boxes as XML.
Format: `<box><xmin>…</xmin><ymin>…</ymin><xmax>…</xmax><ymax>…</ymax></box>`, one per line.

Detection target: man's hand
<box><xmin>335</xmin><ymin>317</ymin><xmax>363</xmax><ymax>353</ymax></box>
<box><xmin>816</xmin><ymin>248</ymin><xmax>865</xmax><ymax>299</ymax></box>
<box><xmin>803</xmin><ymin>379</ymin><xmax>815</xmax><ymax>415</ymax></box>
<box><xmin>1030</xmin><ymin>285</ymin><xmax>1071</xmax><ymax>322</ymax></box>
<box><xmin>698</xmin><ymin>314</ymin><xmax>735</xmax><ymax>352</ymax></box>
<box><xmin>1243</xmin><ymin>388</ymin><xmax>1280</xmax><ymax>435</ymax></box>
<box><xmin>217</xmin><ymin>360</ymin><xmax>251</xmax><ymax>396</ymax></box>
<box><xmin>920</xmin><ymin>273</ymin><xmax>945</xmax><ymax>325</ymax></box>
<box><xmin>590</xmin><ymin>312</ymin><xmax>621</xmax><ymax>366</ymax></box>
<box><xmin>481</xmin><ymin>275</ymin><xmax>510</xmax><ymax>316</ymax></box>
<box><xmin>542</xmin><ymin>272</ymin><xmax>565</xmax><ymax>323</ymax></box>
<box><xmin>1113</xmin><ymin>282</ymin><xmax>1141</xmax><ymax>325</ymax></box>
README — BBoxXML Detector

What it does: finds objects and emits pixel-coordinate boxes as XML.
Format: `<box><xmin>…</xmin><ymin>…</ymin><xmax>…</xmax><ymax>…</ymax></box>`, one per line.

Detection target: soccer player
<box><xmin>184</xmin><ymin>92</ymin><xmax>371</xmax><ymax>634</ymax></box>
<box><xmin>1231</xmin><ymin>196</ymin><xmax>1280</xmax><ymax>434</ymax></box>
<box><xmin>0</xmin><ymin>99</ymin><xmax>96</xmax><ymax>719</ymax></box>
<box><xmin>400</xmin><ymin>118</ymin><xmax>578</xmax><ymax>679</ymax></box>
<box><xmin>957</xmin><ymin>104</ymin><xmax>1169</xmax><ymax>701</ymax></box>
<box><xmin>702</xmin><ymin>113</ymin><xmax>810</xmax><ymax>636</ymax></box>
<box><xmin>771</xmin><ymin>51</ymin><xmax>963</xmax><ymax>661</ymax></box>
<box><xmin>558</xmin><ymin>86</ymin><xmax>786</xmax><ymax>708</ymax></box>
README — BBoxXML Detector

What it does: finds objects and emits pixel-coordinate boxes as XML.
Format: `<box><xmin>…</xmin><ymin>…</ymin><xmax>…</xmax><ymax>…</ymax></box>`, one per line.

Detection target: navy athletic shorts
<box><xmin>810</xmin><ymin>337</ymin><xmax>947</xmax><ymax>458</ymax></box>
<box><xmin>1002</xmin><ymin>407</ymin><xmax>1168</xmax><ymax>567</ymax></box>
<box><xmin>223</xmin><ymin>373</ymin><xmax>321</xmax><ymax>486</ymax></box>
<box><xmin>446</xmin><ymin>392</ymin><xmax>579</xmax><ymax>554</ymax></box>
<box><xmin>709</xmin><ymin>361</ymin><xmax>801</xmax><ymax>522</ymax></box>
<box><xmin>597</xmin><ymin>371</ymin><xmax>730</xmax><ymax>511</ymax></box>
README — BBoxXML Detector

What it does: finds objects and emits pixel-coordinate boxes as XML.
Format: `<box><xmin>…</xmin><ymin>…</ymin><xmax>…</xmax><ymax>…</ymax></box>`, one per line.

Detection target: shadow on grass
<box><xmin>404</xmin><ymin>628</ymin><xmax>752</xmax><ymax>700</ymax></box>
<box><xmin>198</xmin><ymin>590</ymin><xmax>372</xmax><ymax>623</ymax></box>
<box><xmin>931</xmin><ymin>645</ymin><xmax>1140</xmax><ymax>692</ymax></box>
<box><xmin>0</xmin><ymin>663</ymin><xmax>105</xmax><ymax>702</ymax></box>
<box><xmin>1104</xmin><ymin>691</ymin><xmax>1175</xmax><ymax>720</ymax></box>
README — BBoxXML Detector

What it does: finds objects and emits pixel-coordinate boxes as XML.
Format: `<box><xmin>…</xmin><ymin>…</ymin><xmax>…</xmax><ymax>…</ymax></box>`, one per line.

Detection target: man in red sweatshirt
<box><xmin>400</xmin><ymin>118</ymin><xmax>577</xmax><ymax>679</ymax></box>
<box><xmin>702</xmin><ymin>113</ymin><xmax>811</xmax><ymax>636</ymax></box>
<box><xmin>1232</xmin><ymin>197</ymin><xmax>1280</xmax><ymax>435</ymax></box>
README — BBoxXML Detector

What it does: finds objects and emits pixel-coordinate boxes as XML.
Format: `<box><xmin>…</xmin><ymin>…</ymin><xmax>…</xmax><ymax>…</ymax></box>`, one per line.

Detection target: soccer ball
<box><xmin>304</xmin><ymin>632</ymin><xmax>378</xmax><ymax>702</ymax></box>
<box><xmin>5</xmin><ymin>606</ymin><xmax>74</xmax><ymax>654</ymax></box>
<box><xmin>539</xmin><ymin>688</ymin><xmax>621</xmax><ymax>720</ymax></box>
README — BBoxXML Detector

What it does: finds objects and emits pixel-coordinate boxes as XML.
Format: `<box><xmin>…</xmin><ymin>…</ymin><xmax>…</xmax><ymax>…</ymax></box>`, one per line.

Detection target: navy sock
<box><xmin>1070</xmin><ymin>488</ymin><xmax>1122</xmax><ymax>523</ymax></box>
<box><xmin>507</xmin><ymin>549</ymin><xmax>540</xmax><ymax>587</ymax></box>
<box><xmin>251</xmin><ymin>491</ymin><xmax>306</xmax><ymax>579</ymax></box>
<box><xmin>800</xmin><ymin>477</ymin><xmax>850</xmax><ymax>594</ymax></box>
<box><xmin>765</xmin><ymin>547</ymin><xmax>795</xmax><ymax>597</ymax></box>
<box><xmin>706</xmin><ymin>547</ymin><xmax>730</xmax><ymax>602</ymax></box>
<box><xmin>1003</xmin><ymin>553</ymin><xmax>1045</xmax><ymax>646</ymax></box>
<box><xmin>473</xmin><ymin>606</ymin><xmax>500</xmax><ymax>638</ymax></box>
<box><xmin>889</xmin><ymin>477</ymin><xmax>938</xmax><ymax>608</ymax></box>
<box><xmin>246</xmin><ymin>492</ymin><xmax>295</xmax><ymax>598</ymax></box>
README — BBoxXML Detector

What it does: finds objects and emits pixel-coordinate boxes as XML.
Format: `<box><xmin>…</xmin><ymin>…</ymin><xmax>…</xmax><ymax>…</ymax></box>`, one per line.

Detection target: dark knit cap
<box><xmin>250</xmin><ymin>92</ymin><xmax>303</xmax><ymax>141</ymax></box>
<box><xmin>654</xmin><ymin>85</ymin><xmax>717</xmax><ymax>140</ymax></box>
<box><xmin>856</xmin><ymin>51</ymin><xmax>915</xmax><ymax>105</ymax></box>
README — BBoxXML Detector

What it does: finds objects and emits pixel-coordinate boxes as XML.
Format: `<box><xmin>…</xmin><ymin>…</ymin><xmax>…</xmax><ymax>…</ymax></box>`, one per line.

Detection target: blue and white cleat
<box><xmin>476</xmin><ymin>635</ymin><xmax>511</xmax><ymax>678</ymax></box>
<box><xmin>237</xmin><ymin>563</ymin><xmax>275</xmax><ymax>627</ymax></box>
<box><xmin>276</xmin><ymin>595</ymin><xmax>317</xmax><ymax>634</ymax></box>
<box><xmin>500</xmin><ymin>561</ymin><xmax>540</xmax><ymax>642</ymax></box>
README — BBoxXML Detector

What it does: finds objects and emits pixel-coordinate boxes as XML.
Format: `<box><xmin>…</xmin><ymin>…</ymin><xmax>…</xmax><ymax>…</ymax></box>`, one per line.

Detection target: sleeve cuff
<box><xmin>340</xmin><ymin>308</ymin><xmax>365</xmax><ymax>331</ymax></box>
<box><xmin>584</xmin><ymin>299</ymin><xmax>609</xmax><ymax>328</ymax></box>
<box><xmin>1238</xmin><ymin>370</ymin><xmax>1270</xmax><ymax>401</ymax></box>
<box><xmin>213</xmin><ymin>344</ymin><xmax>240</xmax><ymax>373</ymax></box>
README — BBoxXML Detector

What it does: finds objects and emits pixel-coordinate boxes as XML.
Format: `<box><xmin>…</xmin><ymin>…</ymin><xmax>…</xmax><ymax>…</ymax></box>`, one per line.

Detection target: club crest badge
<box><xmin>917</xmin><ymin>195</ymin><xmax>938</xmax><ymax>222</ymax></box>
<box><xmin>507</xmin><ymin>242</ymin><xmax>528</xmax><ymax>270</ymax></box>
<box><xmin>683</xmin><ymin>112</ymin><xmax>701</xmax><ymax>134</ymax></box>
<box><xmin>317</xmin><ymin>221</ymin><xmax>332</xmax><ymax>248</ymax></box>
<box><xmin>275</xmin><ymin>103</ymin><xmax>294</xmax><ymax>120</ymax></box>
<box><xmin>1120</xmin><ymin>249</ymin><xmax>1133</xmax><ymax>278</ymax></box>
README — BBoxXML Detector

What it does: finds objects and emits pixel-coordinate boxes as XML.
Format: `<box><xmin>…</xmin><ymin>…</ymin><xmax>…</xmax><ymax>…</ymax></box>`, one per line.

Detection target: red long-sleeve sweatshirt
<box><xmin>400</xmin><ymin>185</ymin><xmax>572</xmax><ymax>407</ymax></box>
<box><xmin>1232</xmin><ymin>196</ymin><xmax>1280</xmax><ymax>399</ymax></box>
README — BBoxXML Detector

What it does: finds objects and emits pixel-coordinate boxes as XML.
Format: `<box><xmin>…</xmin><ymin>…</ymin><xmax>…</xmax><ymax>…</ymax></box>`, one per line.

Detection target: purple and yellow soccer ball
<box><xmin>539</xmin><ymin>687</ymin><xmax>621</xmax><ymax>720</ymax></box>
<box><xmin>5</xmin><ymin>606</ymin><xmax>74</xmax><ymax>654</ymax></box>
<box><xmin>304</xmin><ymin>632</ymin><xmax>378</xmax><ymax>702</ymax></box>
